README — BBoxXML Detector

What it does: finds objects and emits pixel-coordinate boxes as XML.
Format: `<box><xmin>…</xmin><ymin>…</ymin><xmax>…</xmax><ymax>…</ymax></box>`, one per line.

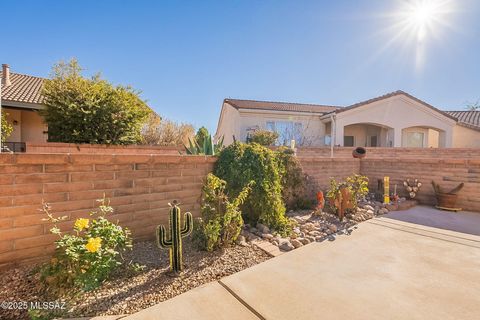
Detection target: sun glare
<box><xmin>380</xmin><ymin>0</ymin><xmax>456</xmax><ymax>71</ymax></box>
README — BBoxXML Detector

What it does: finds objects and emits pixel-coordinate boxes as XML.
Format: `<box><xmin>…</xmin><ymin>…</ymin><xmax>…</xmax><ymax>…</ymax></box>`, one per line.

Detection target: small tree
<box><xmin>42</xmin><ymin>59</ymin><xmax>151</xmax><ymax>145</ymax></box>
<box><xmin>466</xmin><ymin>100</ymin><xmax>480</xmax><ymax>111</ymax></box>
<box><xmin>1</xmin><ymin>113</ymin><xmax>13</xmax><ymax>143</ymax></box>
<box><xmin>141</xmin><ymin>114</ymin><xmax>194</xmax><ymax>146</ymax></box>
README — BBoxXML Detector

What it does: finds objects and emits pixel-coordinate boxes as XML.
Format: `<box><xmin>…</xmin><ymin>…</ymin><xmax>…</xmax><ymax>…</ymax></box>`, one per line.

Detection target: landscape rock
<box><xmin>291</xmin><ymin>239</ymin><xmax>303</xmax><ymax>248</ymax></box>
<box><xmin>298</xmin><ymin>237</ymin><xmax>310</xmax><ymax>245</ymax></box>
<box><xmin>328</xmin><ymin>225</ymin><xmax>338</xmax><ymax>233</ymax></box>
<box><xmin>256</xmin><ymin>223</ymin><xmax>270</xmax><ymax>234</ymax></box>
<box><xmin>279</xmin><ymin>241</ymin><xmax>294</xmax><ymax>251</ymax></box>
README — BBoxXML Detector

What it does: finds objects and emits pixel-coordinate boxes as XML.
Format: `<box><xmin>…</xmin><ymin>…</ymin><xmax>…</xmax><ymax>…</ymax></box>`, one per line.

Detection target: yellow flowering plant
<box><xmin>40</xmin><ymin>197</ymin><xmax>132</xmax><ymax>292</ymax></box>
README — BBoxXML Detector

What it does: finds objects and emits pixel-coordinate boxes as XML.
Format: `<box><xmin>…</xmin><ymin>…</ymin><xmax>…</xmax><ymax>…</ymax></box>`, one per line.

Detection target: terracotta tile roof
<box><xmin>0</xmin><ymin>72</ymin><xmax>45</xmax><ymax>105</ymax></box>
<box><xmin>333</xmin><ymin>90</ymin><xmax>458</xmax><ymax>121</ymax></box>
<box><xmin>445</xmin><ymin>111</ymin><xmax>480</xmax><ymax>131</ymax></box>
<box><xmin>224</xmin><ymin>98</ymin><xmax>340</xmax><ymax>114</ymax></box>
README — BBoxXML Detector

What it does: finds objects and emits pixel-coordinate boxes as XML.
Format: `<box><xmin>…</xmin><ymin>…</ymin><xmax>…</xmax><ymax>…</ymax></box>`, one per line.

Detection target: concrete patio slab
<box><xmin>384</xmin><ymin>205</ymin><xmax>480</xmax><ymax>236</ymax></box>
<box><xmin>221</xmin><ymin>219</ymin><xmax>480</xmax><ymax>320</ymax></box>
<box><xmin>123</xmin><ymin>281</ymin><xmax>259</xmax><ymax>320</ymax></box>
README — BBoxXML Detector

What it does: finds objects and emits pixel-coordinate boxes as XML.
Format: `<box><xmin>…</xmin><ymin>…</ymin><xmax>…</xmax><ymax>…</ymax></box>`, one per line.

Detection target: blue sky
<box><xmin>2</xmin><ymin>0</ymin><xmax>479</xmax><ymax>132</ymax></box>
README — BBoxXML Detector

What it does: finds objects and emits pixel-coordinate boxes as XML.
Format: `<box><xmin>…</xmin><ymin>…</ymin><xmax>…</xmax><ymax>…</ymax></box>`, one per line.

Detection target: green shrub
<box><xmin>247</xmin><ymin>130</ymin><xmax>279</xmax><ymax>146</ymax></box>
<box><xmin>275</xmin><ymin>146</ymin><xmax>312</xmax><ymax>210</ymax></box>
<box><xmin>42</xmin><ymin>58</ymin><xmax>151</xmax><ymax>145</ymax></box>
<box><xmin>40</xmin><ymin>198</ymin><xmax>132</xmax><ymax>293</ymax></box>
<box><xmin>193</xmin><ymin>174</ymin><xmax>252</xmax><ymax>251</ymax></box>
<box><xmin>214</xmin><ymin>142</ymin><xmax>291</xmax><ymax>235</ymax></box>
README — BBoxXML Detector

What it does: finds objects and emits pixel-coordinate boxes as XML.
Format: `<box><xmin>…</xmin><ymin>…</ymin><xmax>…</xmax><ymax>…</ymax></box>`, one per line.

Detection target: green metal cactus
<box><xmin>156</xmin><ymin>201</ymin><xmax>193</xmax><ymax>273</ymax></box>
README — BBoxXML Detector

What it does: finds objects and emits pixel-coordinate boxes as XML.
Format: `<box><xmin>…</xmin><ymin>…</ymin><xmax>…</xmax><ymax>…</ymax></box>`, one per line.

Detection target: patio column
<box><xmin>438</xmin><ymin>128</ymin><xmax>453</xmax><ymax>148</ymax></box>
<box><xmin>394</xmin><ymin>128</ymin><xmax>402</xmax><ymax>147</ymax></box>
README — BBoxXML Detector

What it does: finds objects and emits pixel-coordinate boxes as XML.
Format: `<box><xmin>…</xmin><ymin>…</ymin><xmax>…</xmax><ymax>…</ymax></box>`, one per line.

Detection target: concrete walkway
<box><xmin>125</xmin><ymin>210</ymin><xmax>480</xmax><ymax>320</ymax></box>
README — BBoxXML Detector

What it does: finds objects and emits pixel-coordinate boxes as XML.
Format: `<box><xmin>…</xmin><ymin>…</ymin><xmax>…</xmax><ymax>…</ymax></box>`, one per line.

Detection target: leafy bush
<box><xmin>141</xmin><ymin>113</ymin><xmax>194</xmax><ymax>146</ymax></box>
<box><xmin>40</xmin><ymin>198</ymin><xmax>132</xmax><ymax>293</ymax></box>
<box><xmin>42</xmin><ymin>58</ymin><xmax>151</xmax><ymax>144</ymax></box>
<box><xmin>247</xmin><ymin>129</ymin><xmax>279</xmax><ymax>146</ymax></box>
<box><xmin>275</xmin><ymin>146</ymin><xmax>312</xmax><ymax>210</ymax></box>
<box><xmin>214</xmin><ymin>142</ymin><xmax>291</xmax><ymax>234</ymax></box>
<box><xmin>193</xmin><ymin>174</ymin><xmax>252</xmax><ymax>251</ymax></box>
<box><xmin>1</xmin><ymin>112</ymin><xmax>13</xmax><ymax>143</ymax></box>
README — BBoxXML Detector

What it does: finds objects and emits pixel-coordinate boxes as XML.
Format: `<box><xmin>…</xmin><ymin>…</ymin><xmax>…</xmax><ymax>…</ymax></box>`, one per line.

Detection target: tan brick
<box><xmin>0</xmin><ymin>225</ymin><xmax>44</xmax><ymax>241</ymax></box>
<box><xmin>96</xmin><ymin>164</ymin><xmax>133</xmax><ymax>171</ymax></box>
<box><xmin>115</xmin><ymin>154</ymin><xmax>152</xmax><ymax>164</ymax></box>
<box><xmin>16</xmin><ymin>154</ymin><xmax>69</xmax><ymax>164</ymax></box>
<box><xmin>15</xmin><ymin>173</ymin><xmax>68</xmax><ymax>184</ymax></box>
<box><xmin>0</xmin><ymin>164</ymin><xmax>43</xmax><ymax>174</ymax></box>
<box><xmin>0</xmin><ymin>175</ymin><xmax>14</xmax><ymax>185</ymax></box>
<box><xmin>71</xmin><ymin>171</ymin><xmax>114</xmax><ymax>182</ymax></box>
<box><xmin>14</xmin><ymin>233</ymin><xmax>58</xmax><ymax>250</ymax></box>
<box><xmin>0</xmin><ymin>240</ymin><xmax>14</xmax><ymax>254</ymax></box>
<box><xmin>13</xmin><ymin>193</ymin><xmax>68</xmax><ymax>206</ymax></box>
<box><xmin>0</xmin><ymin>245</ymin><xmax>54</xmax><ymax>265</ymax></box>
<box><xmin>93</xmin><ymin>179</ymin><xmax>133</xmax><ymax>190</ymax></box>
<box><xmin>44</xmin><ymin>181</ymin><xmax>93</xmax><ymax>193</ymax></box>
<box><xmin>70</xmin><ymin>154</ymin><xmax>115</xmax><ymax>165</ymax></box>
<box><xmin>0</xmin><ymin>197</ymin><xmax>13</xmax><ymax>207</ymax></box>
<box><xmin>115</xmin><ymin>170</ymin><xmax>150</xmax><ymax>179</ymax></box>
<box><xmin>45</xmin><ymin>164</ymin><xmax>93</xmax><ymax>173</ymax></box>
<box><xmin>68</xmin><ymin>190</ymin><xmax>114</xmax><ymax>201</ymax></box>
<box><xmin>0</xmin><ymin>218</ymin><xmax>13</xmax><ymax>229</ymax></box>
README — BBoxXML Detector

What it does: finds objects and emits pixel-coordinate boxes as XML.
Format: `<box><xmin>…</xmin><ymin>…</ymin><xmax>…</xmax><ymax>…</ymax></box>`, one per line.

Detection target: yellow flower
<box><xmin>74</xmin><ymin>218</ymin><xmax>89</xmax><ymax>231</ymax></box>
<box><xmin>85</xmin><ymin>237</ymin><xmax>102</xmax><ymax>253</ymax></box>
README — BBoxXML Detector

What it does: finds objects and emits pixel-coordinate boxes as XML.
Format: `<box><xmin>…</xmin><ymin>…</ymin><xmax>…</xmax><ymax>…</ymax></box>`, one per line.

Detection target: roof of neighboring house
<box><xmin>224</xmin><ymin>98</ymin><xmax>340</xmax><ymax>114</ymax></box>
<box><xmin>445</xmin><ymin>111</ymin><xmax>480</xmax><ymax>131</ymax></box>
<box><xmin>332</xmin><ymin>90</ymin><xmax>458</xmax><ymax>121</ymax></box>
<box><xmin>0</xmin><ymin>72</ymin><xmax>45</xmax><ymax>105</ymax></box>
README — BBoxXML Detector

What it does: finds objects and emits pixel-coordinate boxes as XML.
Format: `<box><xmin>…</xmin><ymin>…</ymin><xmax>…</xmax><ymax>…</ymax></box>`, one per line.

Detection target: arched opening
<box><xmin>343</xmin><ymin>123</ymin><xmax>394</xmax><ymax>147</ymax></box>
<box><xmin>401</xmin><ymin>126</ymin><xmax>445</xmax><ymax>148</ymax></box>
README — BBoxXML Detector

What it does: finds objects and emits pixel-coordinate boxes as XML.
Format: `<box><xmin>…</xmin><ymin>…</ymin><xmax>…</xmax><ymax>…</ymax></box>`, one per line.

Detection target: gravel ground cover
<box><xmin>0</xmin><ymin>239</ymin><xmax>270</xmax><ymax>320</ymax></box>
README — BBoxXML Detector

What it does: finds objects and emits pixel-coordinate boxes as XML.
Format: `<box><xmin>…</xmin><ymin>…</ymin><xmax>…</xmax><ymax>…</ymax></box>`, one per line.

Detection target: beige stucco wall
<box><xmin>452</xmin><ymin>125</ymin><xmax>480</xmax><ymax>148</ymax></box>
<box><xmin>334</xmin><ymin>95</ymin><xmax>456</xmax><ymax>147</ymax></box>
<box><xmin>215</xmin><ymin>103</ymin><xmax>241</xmax><ymax>145</ymax></box>
<box><xmin>21</xmin><ymin>110</ymin><xmax>47</xmax><ymax>143</ymax></box>
<box><xmin>237</xmin><ymin>110</ymin><xmax>325</xmax><ymax>146</ymax></box>
<box><xmin>3</xmin><ymin>108</ymin><xmax>47</xmax><ymax>143</ymax></box>
<box><xmin>343</xmin><ymin>124</ymin><xmax>389</xmax><ymax>147</ymax></box>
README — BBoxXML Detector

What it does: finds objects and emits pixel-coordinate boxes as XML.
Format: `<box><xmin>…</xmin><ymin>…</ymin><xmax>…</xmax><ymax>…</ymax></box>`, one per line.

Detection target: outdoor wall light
<box><xmin>13</xmin><ymin>120</ymin><xmax>18</xmax><ymax>125</ymax></box>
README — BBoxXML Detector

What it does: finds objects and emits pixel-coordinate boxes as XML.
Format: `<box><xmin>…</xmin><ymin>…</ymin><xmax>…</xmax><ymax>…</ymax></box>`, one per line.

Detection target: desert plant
<box><xmin>156</xmin><ymin>201</ymin><xmax>193</xmax><ymax>273</ymax></box>
<box><xmin>345</xmin><ymin>174</ymin><xmax>369</xmax><ymax>208</ymax></box>
<box><xmin>214</xmin><ymin>142</ymin><xmax>291</xmax><ymax>235</ymax></box>
<box><xmin>247</xmin><ymin>129</ymin><xmax>279</xmax><ymax>146</ymax></box>
<box><xmin>42</xmin><ymin>59</ymin><xmax>151</xmax><ymax>144</ymax></box>
<box><xmin>184</xmin><ymin>134</ymin><xmax>224</xmax><ymax>155</ymax></box>
<box><xmin>193</xmin><ymin>174</ymin><xmax>253</xmax><ymax>251</ymax></box>
<box><xmin>40</xmin><ymin>198</ymin><xmax>132</xmax><ymax>293</ymax></box>
<box><xmin>195</xmin><ymin>126</ymin><xmax>210</xmax><ymax>147</ymax></box>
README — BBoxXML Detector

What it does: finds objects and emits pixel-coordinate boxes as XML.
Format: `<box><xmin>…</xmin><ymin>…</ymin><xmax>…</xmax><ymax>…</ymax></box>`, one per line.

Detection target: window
<box><xmin>344</xmin><ymin>136</ymin><xmax>354</xmax><ymax>147</ymax></box>
<box><xmin>406</xmin><ymin>132</ymin><xmax>424</xmax><ymax>147</ymax></box>
<box><xmin>265</xmin><ymin>121</ymin><xmax>303</xmax><ymax>146</ymax></box>
<box><xmin>370</xmin><ymin>136</ymin><xmax>378</xmax><ymax>147</ymax></box>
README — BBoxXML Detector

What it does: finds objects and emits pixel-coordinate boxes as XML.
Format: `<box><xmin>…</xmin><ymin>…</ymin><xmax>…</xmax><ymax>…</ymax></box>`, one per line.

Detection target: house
<box><xmin>0</xmin><ymin>64</ymin><xmax>47</xmax><ymax>151</ymax></box>
<box><xmin>215</xmin><ymin>91</ymin><xmax>480</xmax><ymax>148</ymax></box>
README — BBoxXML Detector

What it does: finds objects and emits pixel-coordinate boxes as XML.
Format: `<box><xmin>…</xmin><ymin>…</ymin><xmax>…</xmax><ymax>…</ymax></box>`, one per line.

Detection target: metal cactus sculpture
<box><xmin>156</xmin><ymin>201</ymin><xmax>193</xmax><ymax>273</ymax></box>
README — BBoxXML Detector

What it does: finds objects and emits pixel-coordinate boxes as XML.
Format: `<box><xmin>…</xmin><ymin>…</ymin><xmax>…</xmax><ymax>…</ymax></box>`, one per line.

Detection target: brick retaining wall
<box><xmin>25</xmin><ymin>142</ymin><xmax>183</xmax><ymax>154</ymax></box>
<box><xmin>1</xmin><ymin>148</ymin><xmax>479</xmax><ymax>269</ymax></box>
<box><xmin>0</xmin><ymin>153</ymin><xmax>214</xmax><ymax>270</ymax></box>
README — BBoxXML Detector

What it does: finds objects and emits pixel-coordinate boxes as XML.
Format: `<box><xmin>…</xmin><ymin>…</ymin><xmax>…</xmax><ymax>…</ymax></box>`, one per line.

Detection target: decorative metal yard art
<box><xmin>383</xmin><ymin>176</ymin><xmax>390</xmax><ymax>204</ymax></box>
<box><xmin>331</xmin><ymin>187</ymin><xmax>353</xmax><ymax>221</ymax></box>
<box><xmin>156</xmin><ymin>201</ymin><xmax>193</xmax><ymax>274</ymax></box>
<box><xmin>403</xmin><ymin>178</ymin><xmax>422</xmax><ymax>199</ymax></box>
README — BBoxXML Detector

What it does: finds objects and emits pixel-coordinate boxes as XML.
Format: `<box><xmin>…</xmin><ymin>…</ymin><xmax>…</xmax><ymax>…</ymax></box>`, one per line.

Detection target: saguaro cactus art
<box><xmin>156</xmin><ymin>201</ymin><xmax>193</xmax><ymax>273</ymax></box>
